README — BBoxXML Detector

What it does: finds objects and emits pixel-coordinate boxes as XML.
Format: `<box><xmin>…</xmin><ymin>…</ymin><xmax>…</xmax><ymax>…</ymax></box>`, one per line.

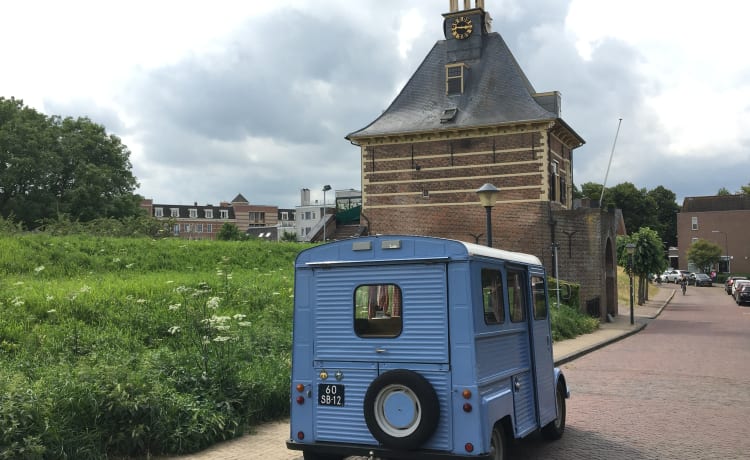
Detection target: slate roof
<box><xmin>347</xmin><ymin>32</ymin><xmax>583</xmax><ymax>143</ymax></box>
<box><xmin>682</xmin><ymin>194</ymin><xmax>750</xmax><ymax>212</ymax></box>
<box><xmin>232</xmin><ymin>193</ymin><xmax>249</xmax><ymax>203</ymax></box>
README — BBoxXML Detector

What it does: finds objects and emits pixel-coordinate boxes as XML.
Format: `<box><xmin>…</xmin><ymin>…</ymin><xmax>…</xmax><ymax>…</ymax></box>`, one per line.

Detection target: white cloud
<box><xmin>2</xmin><ymin>0</ymin><xmax>749</xmax><ymax>209</ymax></box>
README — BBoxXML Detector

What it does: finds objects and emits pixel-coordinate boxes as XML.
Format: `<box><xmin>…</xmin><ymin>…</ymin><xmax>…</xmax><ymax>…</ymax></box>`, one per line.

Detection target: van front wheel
<box><xmin>541</xmin><ymin>380</ymin><xmax>566</xmax><ymax>440</ymax></box>
<box><xmin>363</xmin><ymin>369</ymin><xmax>440</xmax><ymax>450</ymax></box>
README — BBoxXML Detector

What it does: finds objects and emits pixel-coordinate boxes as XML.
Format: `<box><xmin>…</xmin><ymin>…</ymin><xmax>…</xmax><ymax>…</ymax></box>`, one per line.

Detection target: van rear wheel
<box><xmin>363</xmin><ymin>369</ymin><xmax>440</xmax><ymax>450</ymax></box>
<box><xmin>541</xmin><ymin>380</ymin><xmax>566</xmax><ymax>440</ymax></box>
<box><xmin>490</xmin><ymin>424</ymin><xmax>507</xmax><ymax>460</ymax></box>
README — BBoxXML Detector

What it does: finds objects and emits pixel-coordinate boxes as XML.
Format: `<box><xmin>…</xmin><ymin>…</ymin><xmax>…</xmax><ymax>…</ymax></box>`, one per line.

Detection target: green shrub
<box><xmin>550</xmin><ymin>304</ymin><xmax>600</xmax><ymax>342</ymax></box>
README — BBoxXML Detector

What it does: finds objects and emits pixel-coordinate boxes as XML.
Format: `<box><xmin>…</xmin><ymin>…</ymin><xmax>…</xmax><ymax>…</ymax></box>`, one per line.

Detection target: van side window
<box><xmin>353</xmin><ymin>284</ymin><xmax>403</xmax><ymax>338</ymax></box>
<box><xmin>508</xmin><ymin>271</ymin><xmax>526</xmax><ymax>323</ymax></box>
<box><xmin>481</xmin><ymin>269</ymin><xmax>505</xmax><ymax>324</ymax></box>
<box><xmin>531</xmin><ymin>276</ymin><xmax>548</xmax><ymax>320</ymax></box>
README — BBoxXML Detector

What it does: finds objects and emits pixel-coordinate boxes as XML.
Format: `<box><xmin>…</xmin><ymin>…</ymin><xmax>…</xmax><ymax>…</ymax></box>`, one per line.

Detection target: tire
<box><xmin>490</xmin><ymin>424</ymin><xmax>507</xmax><ymax>460</ymax></box>
<box><xmin>363</xmin><ymin>369</ymin><xmax>440</xmax><ymax>450</ymax></box>
<box><xmin>541</xmin><ymin>380</ymin><xmax>566</xmax><ymax>440</ymax></box>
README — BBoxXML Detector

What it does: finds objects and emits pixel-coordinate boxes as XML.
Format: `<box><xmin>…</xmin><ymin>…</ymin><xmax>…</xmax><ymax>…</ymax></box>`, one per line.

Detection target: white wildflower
<box><xmin>125</xmin><ymin>263</ymin><xmax>134</xmax><ymax>269</ymax></box>
<box><xmin>237</xmin><ymin>321</ymin><xmax>252</xmax><ymax>327</ymax></box>
<box><xmin>168</xmin><ymin>326</ymin><xmax>181</xmax><ymax>335</ymax></box>
<box><xmin>46</xmin><ymin>295</ymin><xmax>54</xmax><ymax>302</ymax></box>
<box><xmin>168</xmin><ymin>303</ymin><xmax>181</xmax><ymax>311</ymax></box>
<box><xmin>232</xmin><ymin>314</ymin><xmax>247</xmax><ymax>320</ymax></box>
<box><xmin>136</xmin><ymin>298</ymin><xmax>146</xmax><ymax>304</ymax></box>
<box><xmin>207</xmin><ymin>296</ymin><xmax>221</xmax><ymax>310</ymax></box>
<box><xmin>11</xmin><ymin>297</ymin><xmax>25</xmax><ymax>307</ymax></box>
<box><xmin>47</xmin><ymin>309</ymin><xmax>57</xmax><ymax>314</ymax></box>
<box><xmin>79</xmin><ymin>285</ymin><xmax>92</xmax><ymax>293</ymax></box>
<box><xmin>112</xmin><ymin>257</ymin><xmax>121</xmax><ymax>263</ymax></box>
<box><xmin>34</xmin><ymin>265</ymin><xmax>45</xmax><ymax>274</ymax></box>
<box><xmin>213</xmin><ymin>336</ymin><xmax>231</xmax><ymax>342</ymax></box>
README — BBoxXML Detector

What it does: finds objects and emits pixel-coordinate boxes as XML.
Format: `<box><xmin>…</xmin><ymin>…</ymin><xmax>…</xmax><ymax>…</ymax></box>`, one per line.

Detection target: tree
<box><xmin>647</xmin><ymin>186</ymin><xmax>679</xmax><ymax>248</ymax></box>
<box><xmin>607</xmin><ymin>182</ymin><xmax>659</xmax><ymax>236</ymax></box>
<box><xmin>216</xmin><ymin>223</ymin><xmax>244</xmax><ymax>241</ymax></box>
<box><xmin>579</xmin><ymin>182</ymin><xmax>604</xmax><ymax>205</ymax></box>
<box><xmin>717</xmin><ymin>187</ymin><xmax>731</xmax><ymax>195</ymax></box>
<box><xmin>0</xmin><ymin>97</ymin><xmax>142</xmax><ymax>229</ymax></box>
<box><xmin>741</xmin><ymin>182</ymin><xmax>750</xmax><ymax>195</ymax></box>
<box><xmin>618</xmin><ymin>228</ymin><xmax>665</xmax><ymax>304</ymax></box>
<box><xmin>581</xmin><ymin>181</ymin><xmax>678</xmax><ymax>248</ymax></box>
<box><xmin>686</xmin><ymin>239</ymin><xmax>722</xmax><ymax>274</ymax></box>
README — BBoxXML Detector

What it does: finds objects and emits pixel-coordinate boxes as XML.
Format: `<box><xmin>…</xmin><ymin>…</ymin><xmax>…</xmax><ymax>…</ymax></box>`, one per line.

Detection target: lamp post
<box><xmin>322</xmin><ymin>185</ymin><xmax>331</xmax><ymax>242</ymax></box>
<box><xmin>625</xmin><ymin>243</ymin><xmax>636</xmax><ymax>325</ymax></box>
<box><xmin>476</xmin><ymin>183</ymin><xmax>500</xmax><ymax>247</ymax></box>
<box><xmin>711</xmin><ymin>230</ymin><xmax>729</xmax><ymax>273</ymax></box>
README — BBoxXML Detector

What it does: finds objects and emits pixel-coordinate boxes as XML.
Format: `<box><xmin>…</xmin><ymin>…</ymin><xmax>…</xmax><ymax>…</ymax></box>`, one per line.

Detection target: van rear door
<box><xmin>309</xmin><ymin>262</ymin><xmax>451</xmax><ymax>448</ymax></box>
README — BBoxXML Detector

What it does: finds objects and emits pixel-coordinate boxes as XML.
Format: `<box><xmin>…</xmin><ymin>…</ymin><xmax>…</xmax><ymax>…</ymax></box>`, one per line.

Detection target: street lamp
<box><xmin>322</xmin><ymin>185</ymin><xmax>331</xmax><ymax>242</ymax></box>
<box><xmin>625</xmin><ymin>243</ymin><xmax>636</xmax><ymax>325</ymax></box>
<box><xmin>711</xmin><ymin>230</ymin><xmax>729</xmax><ymax>273</ymax></box>
<box><xmin>476</xmin><ymin>183</ymin><xmax>500</xmax><ymax>247</ymax></box>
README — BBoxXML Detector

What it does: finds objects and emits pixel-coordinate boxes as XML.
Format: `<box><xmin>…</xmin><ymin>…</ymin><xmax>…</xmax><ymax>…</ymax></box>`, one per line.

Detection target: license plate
<box><xmin>318</xmin><ymin>384</ymin><xmax>345</xmax><ymax>406</ymax></box>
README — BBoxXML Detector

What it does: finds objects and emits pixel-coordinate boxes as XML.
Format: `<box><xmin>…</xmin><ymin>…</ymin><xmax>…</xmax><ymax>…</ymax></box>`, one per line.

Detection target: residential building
<box><xmin>677</xmin><ymin>194</ymin><xmax>750</xmax><ymax>274</ymax></box>
<box><xmin>295</xmin><ymin>188</ymin><xmax>362</xmax><ymax>242</ymax></box>
<box><xmin>141</xmin><ymin>193</ymin><xmax>279</xmax><ymax>240</ymax></box>
<box><xmin>295</xmin><ymin>188</ymin><xmax>319</xmax><ymax>241</ymax></box>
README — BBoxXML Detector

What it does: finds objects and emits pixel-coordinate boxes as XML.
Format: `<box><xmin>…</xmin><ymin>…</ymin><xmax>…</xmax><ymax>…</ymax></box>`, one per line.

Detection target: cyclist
<box><xmin>679</xmin><ymin>275</ymin><xmax>687</xmax><ymax>295</ymax></box>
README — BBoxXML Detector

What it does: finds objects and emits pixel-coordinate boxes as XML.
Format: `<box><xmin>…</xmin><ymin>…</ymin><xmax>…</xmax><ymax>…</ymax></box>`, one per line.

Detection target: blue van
<box><xmin>287</xmin><ymin>235</ymin><xmax>568</xmax><ymax>459</ymax></box>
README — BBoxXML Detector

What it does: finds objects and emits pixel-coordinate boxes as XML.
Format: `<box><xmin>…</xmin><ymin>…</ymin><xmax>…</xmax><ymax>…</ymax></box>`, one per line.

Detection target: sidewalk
<box><xmin>166</xmin><ymin>287</ymin><xmax>675</xmax><ymax>460</ymax></box>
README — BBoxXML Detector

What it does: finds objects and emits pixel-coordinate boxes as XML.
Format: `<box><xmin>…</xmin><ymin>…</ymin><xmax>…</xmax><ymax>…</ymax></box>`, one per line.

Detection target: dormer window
<box><xmin>446</xmin><ymin>63</ymin><xmax>467</xmax><ymax>95</ymax></box>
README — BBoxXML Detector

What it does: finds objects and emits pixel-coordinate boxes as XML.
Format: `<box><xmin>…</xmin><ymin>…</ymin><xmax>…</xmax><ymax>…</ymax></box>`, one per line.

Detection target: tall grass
<box><xmin>0</xmin><ymin>235</ymin><xmax>302</xmax><ymax>459</ymax></box>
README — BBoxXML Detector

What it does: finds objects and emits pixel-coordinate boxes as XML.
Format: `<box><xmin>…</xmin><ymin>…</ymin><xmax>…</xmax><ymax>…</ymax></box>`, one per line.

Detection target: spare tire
<box><xmin>363</xmin><ymin>369</ymin><xmax>440</xmax><ymax>450</ymax></box>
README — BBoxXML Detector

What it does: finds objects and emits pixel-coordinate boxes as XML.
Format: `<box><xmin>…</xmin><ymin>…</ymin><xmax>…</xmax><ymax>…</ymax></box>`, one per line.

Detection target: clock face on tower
<box><xmin>451</xmin><ymin>16</ymin><xmax>473</xmax><ymax>40</ymax></box>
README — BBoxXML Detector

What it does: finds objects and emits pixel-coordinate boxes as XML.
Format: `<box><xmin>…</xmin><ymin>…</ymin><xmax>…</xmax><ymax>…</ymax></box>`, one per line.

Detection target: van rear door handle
<box><xmin>375</xmin><ymin>348</ymin><xmax>387</xmax><ymax>354</ymax></box>
<box><xmin>513</xmin><ymin>377</ymin><xmax>521</xmax><ymax>392</ymax></box>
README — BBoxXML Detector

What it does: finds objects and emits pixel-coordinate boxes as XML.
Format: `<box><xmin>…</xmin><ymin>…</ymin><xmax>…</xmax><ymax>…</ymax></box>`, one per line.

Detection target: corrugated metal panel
<box><xmin>513</xmin><ymin>372</ymin><xmax>537</xmax><ymax>436</ymax></box>
<box><xmin>313</xmin><ymin>264</ymin><xmax>449</xmax><ymax>363</ymax></box>
<box><xmin>419</xmin><ymin>370</ymin><xmax>452</xmax><ymax>450</ymax></box>
<box><xmin>313</xmin><ymin>367</ymin><xmax>452</xmax><ymax>450</ymax></box>
<box><xmin>315</xmin><ymin>367</ymin><xmax>378</xmax><ymax>444</ymax></box>
<box><xmin>475</xmin><ymin>329</ymin><xmax>529</xmax><ymax>382</ymax></box>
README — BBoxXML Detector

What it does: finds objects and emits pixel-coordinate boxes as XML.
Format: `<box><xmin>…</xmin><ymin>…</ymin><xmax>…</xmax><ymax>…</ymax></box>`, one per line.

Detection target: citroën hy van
<box><xmin>287</xmin><ymin>235</ymin><xmax>568</xmax><ymax>460</ymax></box>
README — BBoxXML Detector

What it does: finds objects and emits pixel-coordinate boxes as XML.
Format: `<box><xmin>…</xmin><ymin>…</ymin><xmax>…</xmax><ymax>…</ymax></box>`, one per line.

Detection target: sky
<box><xmin>2</xmin><ymin>0</ymin><xmax>748</xmax><ymax>208</ymax></box>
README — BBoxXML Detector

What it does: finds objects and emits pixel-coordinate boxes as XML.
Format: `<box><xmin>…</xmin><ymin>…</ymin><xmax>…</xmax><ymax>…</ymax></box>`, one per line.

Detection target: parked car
<box><xmin>691</xmin><ymin>273</ymin><xmax>713</xmax><ymax>287</ymax></box>
<box><xmin>731</xmin><ymin>279</ymin><xmax>750</xmax><ymax>297</ymax></box>
<box><xmin>664</xmin><ymin>270</ymin><xmax>689</xmax><ymax>283</ymax></box>
<box><xmin>725</xmin><ymin>276</ymin><xmax>748</xmax><ymax>295</ymax></box>
<box><xmin>736</xmin><ymin>284</ymin><xmax>750</xmax><ymax>305</ymax></box>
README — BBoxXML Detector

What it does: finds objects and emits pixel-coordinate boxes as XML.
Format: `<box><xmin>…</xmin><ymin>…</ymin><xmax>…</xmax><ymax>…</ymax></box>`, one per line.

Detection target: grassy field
<box><xmin>0</xmin><ymin>235</ymin><xmax>302</xmax><ymax>459</ymax></box>
<box><xmin>0</xmin><ymin>234</ymin><xmax>599</xmax><ymax>459</ymax></box>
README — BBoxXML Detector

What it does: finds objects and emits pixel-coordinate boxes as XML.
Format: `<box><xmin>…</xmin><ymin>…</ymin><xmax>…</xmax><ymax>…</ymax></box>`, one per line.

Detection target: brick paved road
<box><xmin>510</xmin><ymin>285</ymin><xmax>750</xmax><ymax>459</ymax></box>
